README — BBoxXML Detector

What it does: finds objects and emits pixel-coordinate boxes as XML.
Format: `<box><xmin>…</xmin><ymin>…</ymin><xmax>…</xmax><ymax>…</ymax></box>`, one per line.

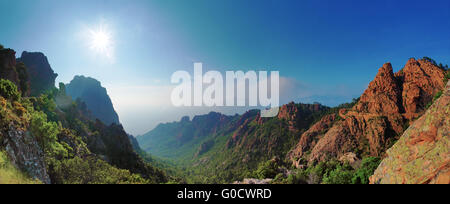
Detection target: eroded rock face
<box><xmin>356</xmin><ymin>63</ymin><xmax>403</xmax><ymax>115</ymax></box>
<box><xmin>2</xmin><ymin>125</ymin><xmax>50</xmax><ymax>184</ymax></box>
<box><xmin>0</xmin><ymin>49</ymin><xmax>19</xmax><ymax>85</ymax></box>
<box><xmin>278</xmin><ymin>102</ymin><xmax>327</xmax><ymax>132</ymax></box>
<box><xmin>396</xmin><ymin>58</ymin><xmax>446</xmax><ymax>120</ymax></box>
<box><xmin>370</xmin><ymin>81</ymin><xmax>450</xmax><ymax>184</ymax></box>
<box><xmin>17</xmin><ymin>51</ymin><xmax>58</xmax><ymax>96</ymax></box>
<box><xmin>290</xmin><ymin>58</ymin><xmax>446</xmax><ymax>165</ymax></box>
<box><xmin>288</xmin><ymin>114</ymin><xmax>337</xmax><ymax>160</ymax></box>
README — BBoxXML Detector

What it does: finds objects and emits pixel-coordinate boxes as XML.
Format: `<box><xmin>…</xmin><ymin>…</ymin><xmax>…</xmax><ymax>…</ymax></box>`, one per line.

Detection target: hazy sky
<box><xmin>1</xmin><ymin>0</ymin><xmax>449</xmax><ymax>135</ymax></box>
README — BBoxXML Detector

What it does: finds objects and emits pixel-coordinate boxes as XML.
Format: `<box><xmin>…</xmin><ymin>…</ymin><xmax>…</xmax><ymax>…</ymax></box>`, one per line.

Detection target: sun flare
<box><xmin>88</xmin><ymin>25</ymin><xmax>114</xmax><ymax>60</ymax></box>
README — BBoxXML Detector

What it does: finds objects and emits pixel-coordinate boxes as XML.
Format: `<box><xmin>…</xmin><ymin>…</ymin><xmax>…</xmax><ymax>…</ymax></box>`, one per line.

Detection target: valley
<box><xmin>0</xmin><ymin>44</ymin><xmax>448</xmax><ymax>184</ymax></box>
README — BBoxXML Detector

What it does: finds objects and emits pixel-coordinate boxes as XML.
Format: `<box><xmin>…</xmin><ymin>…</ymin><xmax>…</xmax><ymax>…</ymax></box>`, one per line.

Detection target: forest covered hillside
<box><xmin>0</xmin><ymin>44</ymin><xmax>168</xmax><ymax>184</ymax></box>
<box><xmin>1</xmin><ymin>42</ymin><xmax>448</xmax><ymax>184</ymax></box>
<box><xmin>137</xmin><ymin>58</ymin><xmax>449</xmax><ymax>184</ymax></box>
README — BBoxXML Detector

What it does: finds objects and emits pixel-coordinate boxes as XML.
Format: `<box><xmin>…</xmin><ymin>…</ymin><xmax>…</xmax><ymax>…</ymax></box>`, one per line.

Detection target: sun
<box><xmin>91</xmin><ymin>31</ymin><xmax>110</xmax><ymax>51</ymax></box>
<box><xmin>88</xmin><ymin>25</ymin><xmax>114</xmax><ymax>60</ymax></box>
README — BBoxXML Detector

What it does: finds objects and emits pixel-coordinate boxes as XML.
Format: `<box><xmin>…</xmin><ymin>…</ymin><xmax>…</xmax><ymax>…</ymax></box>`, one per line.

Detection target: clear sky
<box><xmin>1</xmin><ymin>0</ymin><xmax>449</xmax><ymax>135</ymax></box>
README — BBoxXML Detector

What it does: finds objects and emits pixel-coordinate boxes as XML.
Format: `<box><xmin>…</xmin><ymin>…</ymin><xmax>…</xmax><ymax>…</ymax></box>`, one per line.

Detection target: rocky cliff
<box><xmin>1</xmin><ymin>46</ymin><xmax>167</xmax><ymax>184</ymax></box>
<box><xmin>17</xmin><ymin>51</ymin><xmax>58</xmax><ymax>96</ymax></box>
<box><xmin>289</xmin><ymin>58</ymin><xmax>446</xmax><ymax>165</ymax></box>
<box><xmin>65</xmin><ymin>75</ymin><xmax>120</xmax><ymax>125</ymax></box>
<box><xmin>0</xmin><ymin>48</ymin><xmax>30</xmax><ymax>96</ymax></box>
<box><xmin>370</xmin><ymin>81</ymin><xmax>449</xmax><ymax>184</ymax></box>
<box><xmin>2</xmin><ymin>125</ymin><xmax>50</xmax><ymax>183</ymax></box>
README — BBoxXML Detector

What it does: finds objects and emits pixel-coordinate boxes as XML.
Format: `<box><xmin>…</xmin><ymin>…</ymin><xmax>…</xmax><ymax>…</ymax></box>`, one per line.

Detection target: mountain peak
<box><xmin>356</xmin><ymin>61</ymin><xmax>401</xmax><ymax>114</ymax></box>
<box><xmin>17</xmin><ymin>51</ymin><xmax>58</xmax><ymax>96</ymax></box>
<box><xmin>291</xmin><ymin>58</ymin><xmax>447</xmax><ymax>165</ymax></box>
<box><xmin>370</xmin><ymin>80</ymin><xmax>450</xmax><ymax>184</ymax></box>
<box><xmin>66</xmin><ymin>76</ymin><xmax>120</xmax><ymax>125</ymax></box>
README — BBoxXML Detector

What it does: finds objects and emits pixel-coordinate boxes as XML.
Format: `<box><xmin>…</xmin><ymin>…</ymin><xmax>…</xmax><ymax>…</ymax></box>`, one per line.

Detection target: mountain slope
<box><xmin>0</xmin><ymin>151</ymin><xmax>40</xmax><ymax>184</ymax></box>
<box><xmin>65</xmin><ymin>75</ymin><xmax>120</xmax><ymax>125</ymax></box>
<box><xmin>137</xmin><ymin>112</ymin><xmax>236</xmax><ymax>159</ymax></box>
<box><xmin>0</xmin><ymin>45</ymin><xmax>167</xmax><ymax>184</ymax></box>
<box><xmin>138</xmin><ymin>103</ymin><xmax>331</xmax><ymax>183</ymax></box>
<box><xmin>17</xmin><ymin>51</ymin><xmax>58</xmax><ymax>96</ymax></box>
<box><xmin>370</xmin><ymin>81</ymin><xmax>450</xmax><ymax>184</ymax></box>
<box><xmin>289</xmin><ymin>58</ymin><xmax>446</xmax><ymax>166</ymax></box>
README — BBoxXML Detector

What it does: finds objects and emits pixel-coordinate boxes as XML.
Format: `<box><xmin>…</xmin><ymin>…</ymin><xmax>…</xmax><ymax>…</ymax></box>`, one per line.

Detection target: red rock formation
<box><xmin>356</xmin><ymin>63</ymin><xmax>402</xmax><ymax>115</ymax></box>
<box><xmin>290</xmin><ymin>58</ymin><xmax>446</xmax><ymax>165</ymax></box>
<box><xmin>370</xmin><ymin>81</ymin><xmax>450</xmax><ymax>184</ymax></box>
<box><xmin>278</xmin><ymin>102</ymin><xmax>326</xmax><ymax>132</ymax></box>
<box><xmin>288</xmin><ymin>114</ymin><xmax>337</xmax><ymax>161</ymax></box>
<box><xmin>396</xmin><ymin>58</ymin><xmax>446</xmax><ymax>120</ymax></box>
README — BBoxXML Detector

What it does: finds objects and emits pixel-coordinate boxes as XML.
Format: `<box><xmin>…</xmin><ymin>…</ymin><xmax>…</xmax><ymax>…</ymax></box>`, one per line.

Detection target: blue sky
<box><xmin>1</xmin><ymin>0</ymin><xmax>449</xmax><ymax>135</ymax></box>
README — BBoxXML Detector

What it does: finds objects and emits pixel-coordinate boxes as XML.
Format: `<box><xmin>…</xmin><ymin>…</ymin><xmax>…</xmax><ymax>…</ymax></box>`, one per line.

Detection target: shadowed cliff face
<box><xmin>17</xmin><ymin>51</ymin><xmax>58</xmax><ymax>96</ymax></box>
<box><xmin>0</xmin><ymin>49</ymin><xmax>31</xmax><ymax>96</ymax></box>
<box><xmin>370</xmin><ymin>81</ymin><xmax>450</xmax><ymax>184</ymax></box>
<box><xmin>289</xmin><ymin>58</ymin><xmax>446</xmax><ymax>165</ymax></box>
<box><xmin>65</xmin><ymin>75</ymin><xmax>120</xmax><ymax>125</ymax></box>
<box><xmin>0</xmin><ymin>49</ymin><xmax>19</xmax><ymax>86</ymax></box>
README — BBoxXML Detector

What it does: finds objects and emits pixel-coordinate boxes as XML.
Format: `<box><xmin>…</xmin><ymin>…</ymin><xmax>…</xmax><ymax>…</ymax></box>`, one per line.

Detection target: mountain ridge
<box><xmin>137</xmin><ymin>57</ymin><xmax>448</xmax><ymax>184</ymax></box>
<box><xmin>0</xmin><ymin>45</ymin><xmax>167</xmax><ymax>184</ymax></box>
<box><xmin>370</xmin><ymin>80</ymin><xmax>449</xmax><ymax>184</ymax></box>
<box><xmin>289</xmin><ymin>58</ymin><xmax>446</xmax><ymax>166</ymax></box>
<box><xmin>65</xmin><ymin>75</ymin><xmax>120</xmax><ymax>126</ymax></box>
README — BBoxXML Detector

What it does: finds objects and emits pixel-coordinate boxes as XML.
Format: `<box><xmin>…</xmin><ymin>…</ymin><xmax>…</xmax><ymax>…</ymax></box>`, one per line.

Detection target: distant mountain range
<box><xmin>137</xmin><ymin>57</ymin><xmax>449</xmax><ymax>184</ymax></box>
<box><xmin>1</xmin><ymin>42</ymin><xmax>448</xmax><ymax>184</ymax></box>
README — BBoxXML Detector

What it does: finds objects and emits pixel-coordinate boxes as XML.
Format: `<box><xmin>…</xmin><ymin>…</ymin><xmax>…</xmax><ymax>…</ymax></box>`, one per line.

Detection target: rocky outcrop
<box><xmin>396</xmin><ymin>58</ymin><xmax>446</xmax><ymax>120</ymax></box>
<box><xmin>17</xmin><ymin>51</ymin><xmax>58</xmax><ymax>96</ymax></box>
<box><xmin>290</xmin><ymin>58</ymin><xmax>446</xmax><ymax>165</ymax></box>
<box><xmin>0</xmin><ymin>49</ymin><xmax>19</xmax><ymax>85</ymax></box>
<box><xmin>2</xmin><ymin>125</ymin><xmax>50</xmax><ymax>184</ymax></box>
<box><xmin>278</xmin><ymin>102</ymin><xmax>326</xmax><ymax>131</ymax></box>
<box><xmin>0</xmin><ymin>48</ymin><xmax>30</xmax><ymax>96</ymax></box>
<box><xmin>288</xmin><ymin>114</ymin><xmax>337</xmax><ymax>162</ymax></box>
<box><xmin>234</xmin><ymin>178</ymin><xmax>272</xmax><ymax>184</ymax></box>
<box><xmin>370</xmin><ymin>81</ymin><xmax>450</xmax><ymax>184</ymax></box>
<box><xmin>65</xmin><ymin>76</ymin><xmax>120</xmax><ymax>125</ymax></box>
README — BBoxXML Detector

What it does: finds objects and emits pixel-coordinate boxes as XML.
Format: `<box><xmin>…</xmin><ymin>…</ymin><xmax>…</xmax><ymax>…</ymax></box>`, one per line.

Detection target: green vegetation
<box><xmin>16</xmin><ymin>62</ymin><xmax>30</xmax><ymax>96</ymax></box>
<box><xmin>253</xmin><ymin>160</ymin><xmax>280</xmax><ymax>179</ymax></box>
<box><xmin>426</xmin><ymin>90</ymin><xmax>444</xmax><ymax>109</ymax></box>
<box><xmin>0</xmin><ymin>79</ymin><xmax>20</xmax><ymax>101</ymax></box>
<box><xmin>0</xmin><ymin>76</ymin><xmax>167</xmax><ymax>184</ymax></box>
<box><xmin>322</xmin><ymin>163</ymin><xmax>354</xmax><ymax>184</ymax></box>
<box><xmin>266</xmin><ymin>157</ymin><xmax>381</xmax><ymax>184</ymax></box>
<box><xmin>47</xmin><ymin>156</ymin><xmax>147</xmax><ymax>184</ymax></box>
<box><xmin>352</xmin><ymin>157</ymin><xmax>381</xmax><ymax>184</ymax></box>
<box><xmin>433</xmin><ymin>90</ymin><xmax>443</xmax><ymax>101</ymax></box>
<box><xmin>0</xmin><ymin>151</ymin><xmax>40</xmax><ymax>184</ymax></box>
<box><xmin>444</xmin><ymin>69</ymin><xmax>450</xmax><ymax>84</ymax></box>
<box><xmin>30</xmin><ymin>111</ymin><xmax>67</xmax><ymax>158</ymax></box>
<box><xmin>422</xmin><ymin>56</ymin><xmax>438</xmax><ymax>66</ymax></box>
<box><xmin>137</xmin><ymin>99</ymin><xmax>369</xmax><ymax>183</ymax></box>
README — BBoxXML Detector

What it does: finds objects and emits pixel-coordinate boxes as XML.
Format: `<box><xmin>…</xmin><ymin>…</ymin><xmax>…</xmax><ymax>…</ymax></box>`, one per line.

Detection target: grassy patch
<box><xmin>0</xmin><ymin>151</ymin><xmax>41</xmax><ymax>184</ymax></box>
